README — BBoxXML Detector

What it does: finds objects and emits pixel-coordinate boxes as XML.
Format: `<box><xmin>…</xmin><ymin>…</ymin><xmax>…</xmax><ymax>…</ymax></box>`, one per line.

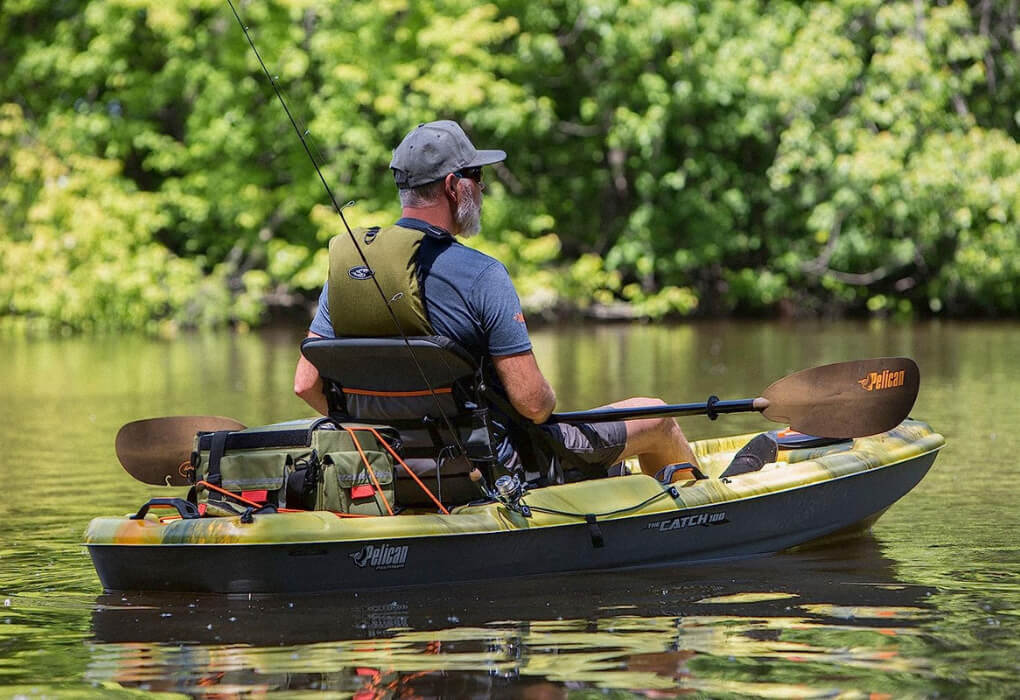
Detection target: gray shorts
<box><xmin>541</xmin><ymin>420</ymin><xmax>628</xmax><ymax>472</ymax></box>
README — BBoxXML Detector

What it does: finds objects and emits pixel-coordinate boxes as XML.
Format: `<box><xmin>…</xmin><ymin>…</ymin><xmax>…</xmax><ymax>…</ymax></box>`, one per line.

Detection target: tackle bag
<box><xmin>190</xmin><ymin>418</ymin><xmax>398</xmax><ymax>516</ymax></box>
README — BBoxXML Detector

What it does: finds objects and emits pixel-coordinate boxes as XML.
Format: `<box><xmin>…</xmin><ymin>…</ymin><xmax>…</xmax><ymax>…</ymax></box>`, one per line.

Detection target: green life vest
<box><xmin>328</xmin><ymin>225</ymin><xmax>434</xmax><ymax>337</ymax></box>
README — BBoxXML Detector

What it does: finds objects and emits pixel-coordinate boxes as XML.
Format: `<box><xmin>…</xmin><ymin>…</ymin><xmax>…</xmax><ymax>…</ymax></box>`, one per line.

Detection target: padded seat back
<box><xmin>301</xmin><ymin>336</ymin><xmax>497</xmax><ymax>505</ymax></box>
<box><xmin>302</xmin><ymin>336</ymin><xmax>478</xmax><ymax>423</ymax></box>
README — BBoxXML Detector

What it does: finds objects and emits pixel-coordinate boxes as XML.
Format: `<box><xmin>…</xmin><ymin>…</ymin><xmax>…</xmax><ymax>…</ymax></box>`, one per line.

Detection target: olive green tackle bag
<box><xmin>189</xmin><ymin>418</ymin><xmax>398</xmax><ymax>516</ymax></box>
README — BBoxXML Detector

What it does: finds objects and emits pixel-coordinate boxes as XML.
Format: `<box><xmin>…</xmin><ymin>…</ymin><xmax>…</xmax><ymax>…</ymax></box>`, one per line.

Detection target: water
<box><xmin>1</xmin><ymin>321</ymin><xmax>1018</xmax><ymax>697</ymax></box>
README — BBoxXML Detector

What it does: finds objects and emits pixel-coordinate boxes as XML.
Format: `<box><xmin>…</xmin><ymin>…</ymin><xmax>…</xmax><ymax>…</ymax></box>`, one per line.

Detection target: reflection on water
<box><xmin>84</xmin><ymin>539</ymin><xmax>939</xmax><ymax>697</ymax></box>
<box><xmin>2</xmin><ymin>320</ymin><xmax>1020</xmax><ymax>696</ymax></box>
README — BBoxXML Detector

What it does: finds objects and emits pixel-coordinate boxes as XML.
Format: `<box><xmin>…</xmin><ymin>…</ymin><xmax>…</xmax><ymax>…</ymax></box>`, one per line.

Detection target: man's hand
<box><xmin>491</xmin><ymin>351</ymin><xmax>556</xmax><ymax>423</ymax></box>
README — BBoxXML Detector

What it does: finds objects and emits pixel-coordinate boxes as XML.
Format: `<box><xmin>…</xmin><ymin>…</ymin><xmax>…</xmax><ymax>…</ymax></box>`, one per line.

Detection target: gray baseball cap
<box><xmin>390</xmin><ymin>120</ymin><xmax>506</xmax><ymax>189</ymax></box>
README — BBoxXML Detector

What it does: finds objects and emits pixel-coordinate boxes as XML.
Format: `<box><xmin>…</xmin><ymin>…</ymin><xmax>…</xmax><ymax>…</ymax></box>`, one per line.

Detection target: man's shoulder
<box><xmin>426</xmin><ymin>238</ymin><xmax>506</xmax><ymax>278</ymax></box>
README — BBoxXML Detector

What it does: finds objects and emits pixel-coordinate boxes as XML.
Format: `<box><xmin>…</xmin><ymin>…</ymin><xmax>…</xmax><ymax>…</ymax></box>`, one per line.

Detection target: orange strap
<box><xmin>197</xmin><ymin>471</ymin><xmax>374</xmax><ymax>519</ymax></box>
<box><xmin>197</xmin><ymin>480</ymin><xmax>263</xmax><ymax>508</ymax></box>
<box><xmin>195</xmin><ymin>480</ymin><xmax>304</xmax><ymax>513</ymax></box>
<box><xmin>345</xmin><ymin>426</ymin><xmax>450</xmax><ymax>515</ymax></box>
<box><xmin>343</xmin><ymin>387</ymin><xmax>452</xmax><ymax>397</ymax></box>
<box><xmin>344</xmin><ymin>429</ymin><xmax>394</xmax><ymax>516</ymax></box>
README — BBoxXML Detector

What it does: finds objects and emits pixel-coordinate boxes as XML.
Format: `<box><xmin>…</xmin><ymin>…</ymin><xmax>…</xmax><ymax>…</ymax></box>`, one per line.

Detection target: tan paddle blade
<box><xmin>115</xmin><ymin>416</ymin><xmax>246</xmax><ymax>486</ymax></box>
<box><xmin>761</xmin><ymin>357</ymin><xmax>919</xmax><ymax>438</ymax></box>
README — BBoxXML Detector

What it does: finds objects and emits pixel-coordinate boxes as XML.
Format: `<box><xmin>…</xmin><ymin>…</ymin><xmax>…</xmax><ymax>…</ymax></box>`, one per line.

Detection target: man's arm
<box><xmin>294</xmin><ymin>331</ymin><xmax>328</xmax><ymax>415</ymax></box>
<box><xmin>491</xmin><ymin>350</ymin><xmax>556</xmax><ymax>423</ymax></box>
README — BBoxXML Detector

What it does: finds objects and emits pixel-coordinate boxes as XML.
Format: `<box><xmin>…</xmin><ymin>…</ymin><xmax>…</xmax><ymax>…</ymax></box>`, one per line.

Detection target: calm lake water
<box><xmin>1</xmin><ymin>320</ymin><xmax>1018</xmax><ymax>697</ymax></box>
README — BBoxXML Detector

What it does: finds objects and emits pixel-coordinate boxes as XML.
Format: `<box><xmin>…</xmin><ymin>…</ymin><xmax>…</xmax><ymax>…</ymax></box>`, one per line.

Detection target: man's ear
<box><xmin>444</xmin><ymin>173</ymin><xmax>459</xmax><ymax>201</ymax></box>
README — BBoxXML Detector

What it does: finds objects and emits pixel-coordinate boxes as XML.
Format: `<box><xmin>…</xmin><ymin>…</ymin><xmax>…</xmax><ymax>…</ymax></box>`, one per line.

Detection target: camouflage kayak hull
<box><xmin>85</xmin><ymin>420</ymin><xmax>943</xmax><ymax>593</ymax></box>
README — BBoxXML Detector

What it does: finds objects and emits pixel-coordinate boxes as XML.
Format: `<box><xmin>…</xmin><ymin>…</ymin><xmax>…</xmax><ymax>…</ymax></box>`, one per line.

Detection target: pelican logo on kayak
<box><xmin>857</xmin><ymin>369</ymin><xmax>906</xmax><ymax>392</ymax></box>
<box><xmin>647</xmin><ymin>511</ymin><xmax>727</xmax><ymax>532</ymax></box>
<box><xmin>349</xmin><ymin>543</ymin><xmax>408</xmax><ymax>570</ymax></box>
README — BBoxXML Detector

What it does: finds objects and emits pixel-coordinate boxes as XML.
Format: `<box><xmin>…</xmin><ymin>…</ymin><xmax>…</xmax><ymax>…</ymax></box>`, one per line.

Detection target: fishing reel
<box><xmin>493</xmin><ymin>475</ymin><xmax>531</xmax><ymax>517</ymax></box>
<box><xmin>470</xmin><ymin>470</ymin><xmax>531</xmax><ymax>516</ymax></box>
<box><xmin>494</xmin><ymin>475</ymin><xmax>522</xmax><ymax>505</ymax></box>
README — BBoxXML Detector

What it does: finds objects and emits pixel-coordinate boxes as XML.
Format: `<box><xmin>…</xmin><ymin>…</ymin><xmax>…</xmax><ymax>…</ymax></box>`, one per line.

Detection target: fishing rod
<box><xmin>224</xmin><ymin>0</ymin><xmax>474</xmax><ymax>489</ymax></box>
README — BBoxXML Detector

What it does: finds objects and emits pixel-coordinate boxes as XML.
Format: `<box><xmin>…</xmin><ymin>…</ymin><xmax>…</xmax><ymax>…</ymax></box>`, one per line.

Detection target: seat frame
<box><xmin>301</xmin><ymin>335</ymin><xmax>505</xmax><ymax>506</ymax></box>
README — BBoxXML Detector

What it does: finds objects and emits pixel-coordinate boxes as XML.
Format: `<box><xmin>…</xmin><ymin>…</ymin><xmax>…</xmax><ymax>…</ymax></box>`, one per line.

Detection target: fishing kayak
<box><xmin>85</xmin><ymin>419</ymin><xmax>943</xmax><ymax>594</ymax></box>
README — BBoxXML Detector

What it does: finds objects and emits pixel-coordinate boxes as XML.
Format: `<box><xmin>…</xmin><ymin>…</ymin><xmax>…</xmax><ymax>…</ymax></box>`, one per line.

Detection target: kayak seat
<box><xmin>301</xmin><ymin>335</ymin><xmax>503</xmax><ymax>506</ymax></box>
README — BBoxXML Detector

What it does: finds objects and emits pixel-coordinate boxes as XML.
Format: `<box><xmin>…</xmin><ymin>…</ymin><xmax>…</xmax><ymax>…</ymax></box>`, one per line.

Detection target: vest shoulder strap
<box><xmin>328</xmin><ymin>225</ymin><xmax>433</xmax><ymax>337</ymax></box>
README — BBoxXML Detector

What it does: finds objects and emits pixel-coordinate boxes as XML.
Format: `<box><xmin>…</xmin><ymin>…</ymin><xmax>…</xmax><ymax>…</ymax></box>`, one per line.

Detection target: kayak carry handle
<box><xmin>129</xmin><ymin>498</ymin><xmax>201</xmax><ymax>521</ymax></box>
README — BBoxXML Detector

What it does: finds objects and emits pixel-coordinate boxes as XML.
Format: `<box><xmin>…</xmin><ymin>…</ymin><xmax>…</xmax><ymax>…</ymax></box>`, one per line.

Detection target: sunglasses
<box><xmin>452</xmin><ymin>166</ymin><xmax>483</xmax><ymax>184</ymax></box>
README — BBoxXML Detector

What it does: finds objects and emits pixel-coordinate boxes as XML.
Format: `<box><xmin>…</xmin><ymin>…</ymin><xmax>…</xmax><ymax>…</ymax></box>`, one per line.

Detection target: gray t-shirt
<box><xmin>309</xmin><ymin>217</ymin><xmax>532</xmax><ymax>360</ymax></box>
<box><xmin>309</xmin><ymin>218</ymin><xmax>532</xmax><ymax>467</ymax></box>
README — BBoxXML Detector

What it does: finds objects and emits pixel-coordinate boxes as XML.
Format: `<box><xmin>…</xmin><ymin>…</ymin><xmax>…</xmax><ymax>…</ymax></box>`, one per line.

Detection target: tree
<box><xmin>1</xmin><ymin>0</ymin><xmax>1017</xmax><ymax>332</ymax></box>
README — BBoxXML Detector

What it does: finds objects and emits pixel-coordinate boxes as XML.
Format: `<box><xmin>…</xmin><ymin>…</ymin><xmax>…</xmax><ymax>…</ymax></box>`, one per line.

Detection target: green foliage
<box><xmin>0</xmin><ymin>102</ymin><xmax>241</xmax><ymax>334</ymax></box>
<box><xmin>763</xmin><ymin>1</ymin><xmax>1020</xmax><ymax>317</ymax></box>
<box><xmin>1</xmin><ymin>0</ymin><xmax>1017</xmax><ymax>332</ymax></box>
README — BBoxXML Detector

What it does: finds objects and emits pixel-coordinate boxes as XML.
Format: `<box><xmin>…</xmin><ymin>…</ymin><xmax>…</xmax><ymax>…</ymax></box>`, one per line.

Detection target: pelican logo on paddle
<box><xmin>349</xmin><ymin>543</ymin><xmax>408</xmax><ymax>570</ymax></box>
<box><xmin>857</xmin><ymin>369</ymin><xmax>906</xmax><ymax>392</ymax></box>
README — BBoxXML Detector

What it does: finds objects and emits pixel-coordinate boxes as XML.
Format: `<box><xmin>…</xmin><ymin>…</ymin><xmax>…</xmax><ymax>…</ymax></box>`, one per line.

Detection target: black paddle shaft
<box><xmin>549</xmin><ymin>397</ymin><xmax>764</xmax><ymax>424</ymax></box>
<box><xmin>545</xmin><ymin>357</ymin><xmax>918</xmax><ymax>439</ymax></box>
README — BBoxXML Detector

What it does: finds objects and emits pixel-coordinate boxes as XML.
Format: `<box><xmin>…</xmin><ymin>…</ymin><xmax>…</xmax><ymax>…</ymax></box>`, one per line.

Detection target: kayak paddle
<box><xmin>115</xmin><ymin>358</ymin><xmax>918</xmax><ymax>486</ymax></box>
<box><xmin>115</xmin><ymin>416</ymin><xmax>246</xmax><ymax>486</ymax></box>
<box><xmin>548</xmin><ymin>357</ymin><xmax>919</xmax><ymax>439</ymax></box>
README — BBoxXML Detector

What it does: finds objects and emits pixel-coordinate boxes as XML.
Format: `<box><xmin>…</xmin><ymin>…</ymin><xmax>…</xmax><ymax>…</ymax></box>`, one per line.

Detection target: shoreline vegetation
<box><xmin>1</xmin><ymin>1</ymin><xmax>1017</xmax><ymax>335</ymax></box>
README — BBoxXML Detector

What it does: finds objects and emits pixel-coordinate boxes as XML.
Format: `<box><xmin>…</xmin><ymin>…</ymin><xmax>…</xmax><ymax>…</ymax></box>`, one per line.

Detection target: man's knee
<box><xmin>613</xmin><ymin>396</ymin><xmax>667</xmax><ymax>410</ymax></box>
<box><xmin>626</xmin><ymin>398</ymin><xmax>676</xmax><ymax>435</ymax></box>
<box><xmin>656</xmin><ymin>414</ymin><xmax>682</xmax><ymax>440</ymax></box>
<box><xmin>620</xmin><ymin>400</ymin><xmax>678</xmax><ymax>445</ymax></box>
<box><xmin>637</xmin><ymin>403</ymin><xmax>683</xmax><ymax>443</ymax></box>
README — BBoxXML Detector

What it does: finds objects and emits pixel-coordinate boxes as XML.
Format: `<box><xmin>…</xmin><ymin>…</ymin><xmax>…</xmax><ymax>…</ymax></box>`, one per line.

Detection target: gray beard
<box><xmin>454</xmin><ymin>191</ymin><xmax>482</xmax><ymax>238</ymax></box>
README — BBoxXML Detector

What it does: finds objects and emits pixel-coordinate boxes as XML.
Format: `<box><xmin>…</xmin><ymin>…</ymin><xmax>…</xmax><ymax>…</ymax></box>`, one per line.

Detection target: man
<box><xmin>294</xmin><ymin>120</ymin><xmax>701</xmax><ymax>478</ymax></box>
